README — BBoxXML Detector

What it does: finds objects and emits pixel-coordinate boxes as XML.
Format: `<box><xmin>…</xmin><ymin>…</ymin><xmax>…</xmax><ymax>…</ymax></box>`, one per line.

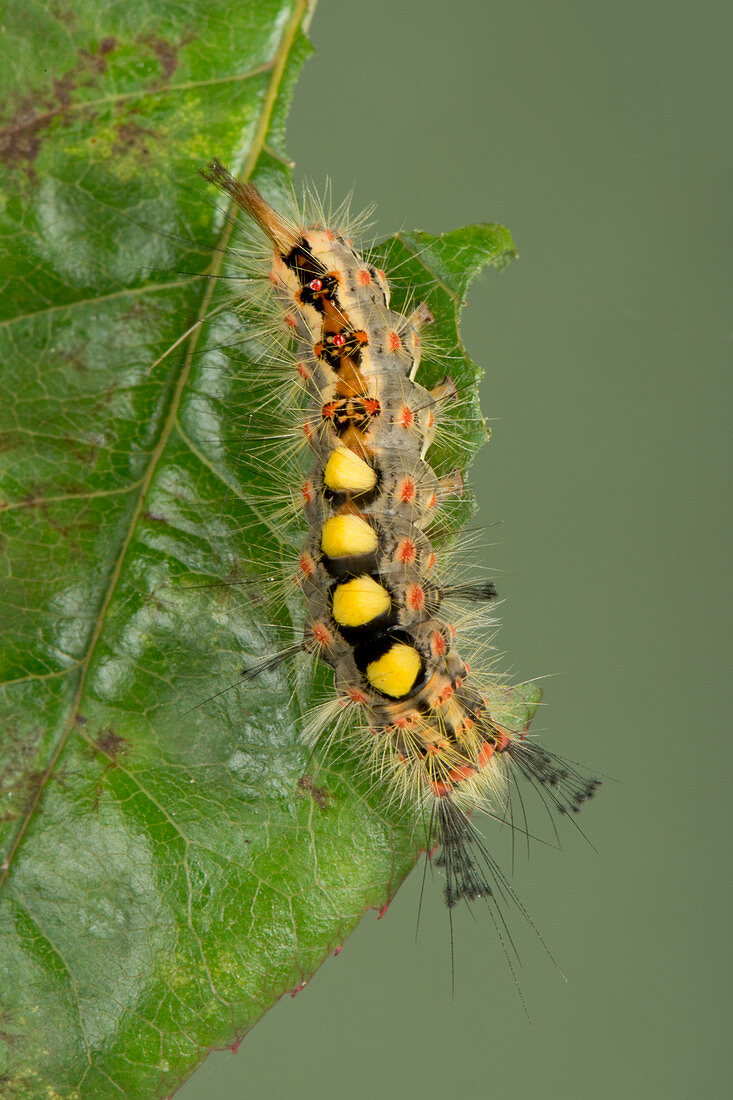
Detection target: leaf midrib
<box><xmin>0</xmin><ymin>0</ymin><xmax>311</xmax><ymax>889</ymax></box>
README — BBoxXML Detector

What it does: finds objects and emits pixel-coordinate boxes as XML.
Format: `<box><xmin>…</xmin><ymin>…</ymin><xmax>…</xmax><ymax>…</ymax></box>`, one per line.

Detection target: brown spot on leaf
<box><xmin>0</xmin><ymin>106</ymin><xmax>47</xmax><ymax>174</ymax></box>
<box><xmin>66</xmin><ymin>437</ymin><xmax>101</xmax><ymax>469</ymax></box>
<box><xmin>0</xmin><ymin>38</ymin><xmax>117</xmax><ymax>176</ymax></box>
<box><xmin>139</xmin><ymin>34</ymin><xmax>181</xmax><ymax>81</ymax></box>
<box><xmin>112</xmin><ymin>119</ymin><xmax>155</xmax><ymax>157</ymax></box>
<box><xmin>49</xmin><ymin>3</ymin><xmax>77</xmax><ymax>26</ymax></box>
<box><xmin>76</xmin><ymin>48</ymin><xmax>110</xmax><ymax>77</ymax></box>
<box><xmin>92</xmin><ymin>728</ymin><xmax>127</xmax><ymax>761</ymax></box>
<box><xmin>297</xmin><ymin>774</ymin><xmax>332</xmax><ymax>810</ymax></box>
<box><xmin>51</xmin><ymin>73</ymin><xmax>75</xmax><ymax>112</ymax></box>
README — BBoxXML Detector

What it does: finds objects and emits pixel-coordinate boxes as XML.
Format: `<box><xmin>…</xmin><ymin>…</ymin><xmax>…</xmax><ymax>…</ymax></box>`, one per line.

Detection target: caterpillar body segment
<box><xmin>201</xmin><ymin>162</ymin><xmax>599</xmax><ymax>909</ymax></box>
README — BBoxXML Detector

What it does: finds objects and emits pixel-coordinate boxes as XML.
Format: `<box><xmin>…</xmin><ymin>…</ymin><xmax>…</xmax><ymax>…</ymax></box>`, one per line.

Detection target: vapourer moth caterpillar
<box><xmin>193</xmin><ymin>160</ymin><xmax>599</xmax><ymax>946</ymax></box>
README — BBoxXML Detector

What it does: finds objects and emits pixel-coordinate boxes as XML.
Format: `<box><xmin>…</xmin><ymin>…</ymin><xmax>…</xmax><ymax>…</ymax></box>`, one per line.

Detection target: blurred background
<box><xmin>180</xmin><ymin>0</ymin><xmax>730</xmax><ymax>1096</ymax></box>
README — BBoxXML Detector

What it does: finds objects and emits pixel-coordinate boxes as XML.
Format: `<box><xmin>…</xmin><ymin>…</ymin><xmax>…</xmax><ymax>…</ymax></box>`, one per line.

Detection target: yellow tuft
<box><xmin>323</xmin><ymin>448</ymin><xmax>377</xmax><ymax>494</ymax></box>
<box><xmin>366</xmin><ymin>643</ymin><xmax>422</xmax><ymax>698</ymax></box>
<box><xmin>332</xmin><ymin>576</ymin><xmax>391</xmax><ymax>627</ymax></box>
<box><xmin>321</xmin><ymin>513</ymin><xmax>378</xmax><ymax>558</ymax></box>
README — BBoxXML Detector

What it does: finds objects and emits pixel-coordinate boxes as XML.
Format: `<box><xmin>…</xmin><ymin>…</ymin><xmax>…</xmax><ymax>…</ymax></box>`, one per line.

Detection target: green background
<box><xmin>177</xmin><ymin>0</ymin><xmax>731</xmax><ymax>1098</ymax></box>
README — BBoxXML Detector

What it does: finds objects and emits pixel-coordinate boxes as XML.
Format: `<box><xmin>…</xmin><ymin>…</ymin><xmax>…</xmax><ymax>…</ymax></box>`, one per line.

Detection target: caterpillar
<box><xmin>198</xmin><ymin>160</ymin><xmax>599</xmax><ymax>923</ymax></box>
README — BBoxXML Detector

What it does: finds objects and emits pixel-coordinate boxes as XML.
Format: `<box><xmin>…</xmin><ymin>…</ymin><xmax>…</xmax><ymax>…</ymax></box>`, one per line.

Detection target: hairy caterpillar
<box><xmin>196</xmin><ymin>160</ymin><xmax>599</xmax><ymax>930</ymax></box>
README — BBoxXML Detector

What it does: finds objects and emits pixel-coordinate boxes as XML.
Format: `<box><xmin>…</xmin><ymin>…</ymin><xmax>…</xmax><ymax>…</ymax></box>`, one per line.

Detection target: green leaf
<box><xmin>0</xmin><ymin>1</ymin><xmax>530</xmax><ymax>1096</ymax></box>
